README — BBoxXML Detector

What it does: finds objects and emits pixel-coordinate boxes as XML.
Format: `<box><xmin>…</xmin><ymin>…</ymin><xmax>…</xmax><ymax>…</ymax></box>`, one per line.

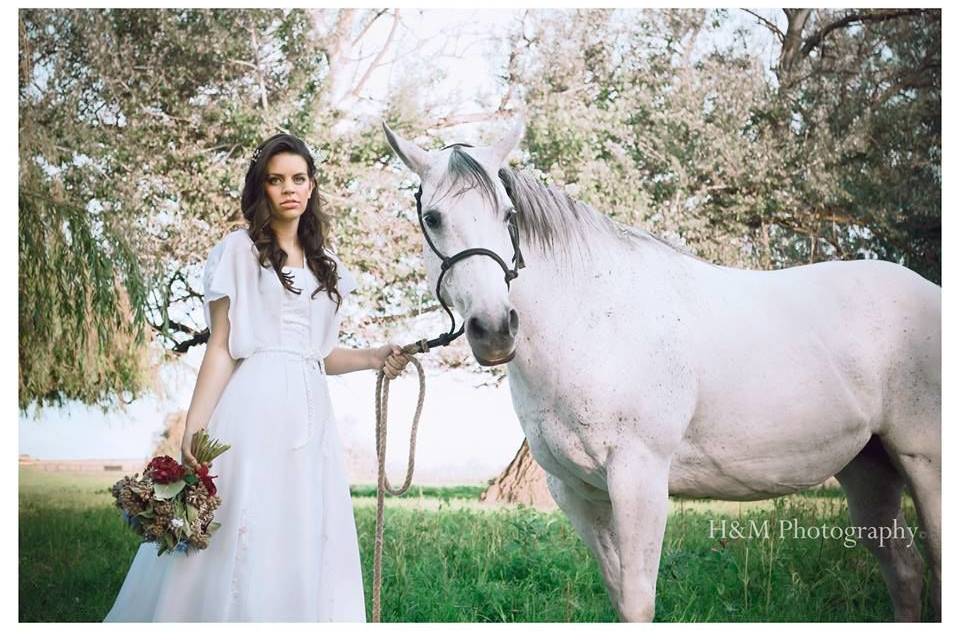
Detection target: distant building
<box><xmin>18</xmin><ymin>457</ymin><xmax>147</xmax><ymax>473</ymax></box>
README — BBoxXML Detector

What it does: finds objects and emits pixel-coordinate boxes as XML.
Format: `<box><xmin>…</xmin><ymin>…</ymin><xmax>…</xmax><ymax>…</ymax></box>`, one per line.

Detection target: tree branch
<box><xmin>315</xmin><ymin>9</ymin><xmax>355</xmax><ymax>66</ymax></box>
<box><xmin>800</xmin><ymin>9</ymin><xmax>925</xmax><ymax>58</ymax></box>
<box><xmin>874</xmin><ymin>61</ymin><xmax>938</xmax><ymax>105</ymax></box>
<box><xmin>429</xmin><ymin>110</ymin><xmax>512</xmax><ymax>129</ymax></box>
<box><xmin>226</xmin><ymin>58</ymin><xmax>258</xmax><ymax>71</ymax></box>
<box><xmin>147</xmin><ymin>318</ymin><xmax>208</xmax><ymax>353</ymax></box>
<box><xmin>357</xmin><ymin>303</ymin><xmax>443</xmax><ymax>326</ymax></box>
<box><xmin>172</xmin><ymin>328</ymin><xmax>210</xmax><ymax>353</ymax></box>
<box><xmin>348</xmin><ymin>8</ymin><xmax>399</xmax><ymax>99</ymax></box>
<box><xmin>249</xmin><ymin>24</ymin><xmax>269</xmax><ymax>112</ymax></box>
<box><xmin>778</xmin><ymin>8</ymin><xmax>812</xmax><ymax>81</ymax></box>
<box><xmin>351</xmin><ymin>8</ymin><xmax>389</xmax><ymax>47</ymax></box>
<box><xmin>742</xmin><ymin>9</ymin><xmax>784</xmax><ymax>42</ymax></box>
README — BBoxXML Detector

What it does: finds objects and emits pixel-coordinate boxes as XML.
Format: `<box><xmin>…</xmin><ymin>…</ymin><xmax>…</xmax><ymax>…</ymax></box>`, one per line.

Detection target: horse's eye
<box><xmin>423</xmin><ymin>212</ymin><xmax>441</xmax><ymax>230</ymax></box>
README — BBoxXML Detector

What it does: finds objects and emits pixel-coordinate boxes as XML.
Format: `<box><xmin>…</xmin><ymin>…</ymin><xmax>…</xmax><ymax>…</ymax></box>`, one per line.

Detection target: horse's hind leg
<box><xmin>836</xmin><ymin>436</ymin><xmax>924</xmax><ymax>621</ymax></box>
<box><xmin>888</xmin><ymin>443</ymin><xmax>941</xmax><ymax>619</ymax></box>
<box><xmin>879</xmin><ymin>391</ymin><xmax>941</xmax><ymax>618</ymax></box>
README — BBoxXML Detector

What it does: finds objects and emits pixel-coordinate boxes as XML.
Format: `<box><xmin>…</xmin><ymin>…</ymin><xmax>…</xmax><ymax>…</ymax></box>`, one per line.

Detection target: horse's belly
<box><xmin>672</xmin><ymin>297</ymin><xmax>884</xmax><ymax>499</ymax></box>
<box><xmin>667</xmin><ymin>420</ymin><xmax>871</xmax><ymax>500</ymax></box>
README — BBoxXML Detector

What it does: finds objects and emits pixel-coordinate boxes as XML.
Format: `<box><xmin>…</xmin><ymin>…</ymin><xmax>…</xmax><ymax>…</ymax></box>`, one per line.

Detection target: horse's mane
<box><xmin>444</xmin><ymin>145</ymin><xmax>697</xmax><ymax>264</ymax></box>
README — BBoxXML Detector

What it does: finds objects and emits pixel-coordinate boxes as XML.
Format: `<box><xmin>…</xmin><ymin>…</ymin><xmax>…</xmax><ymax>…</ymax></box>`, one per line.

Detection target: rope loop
<box><xmin>371</xmin><ymin>341</ymin><xmax>428</xmax><ymax>622</ymax></box>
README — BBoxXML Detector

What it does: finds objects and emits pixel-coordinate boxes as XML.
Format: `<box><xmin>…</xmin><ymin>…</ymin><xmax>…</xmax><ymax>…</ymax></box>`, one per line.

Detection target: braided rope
<box><xmin>371</xmin><ymin>342</ymin><xmax>427</xmax><ymax>623</ymax></box>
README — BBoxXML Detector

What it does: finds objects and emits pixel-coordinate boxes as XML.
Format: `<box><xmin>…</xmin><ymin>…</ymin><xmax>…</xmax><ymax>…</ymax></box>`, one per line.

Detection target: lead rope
<box><xmin>372</xmin><ymin>341</ymin><xmax>429</xmax><ymax>623</ymax></box>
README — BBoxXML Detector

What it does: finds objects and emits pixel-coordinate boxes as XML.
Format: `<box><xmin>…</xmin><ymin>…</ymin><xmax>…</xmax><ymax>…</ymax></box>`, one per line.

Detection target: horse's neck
<box><xmin>512</xmin><ymin>238</ymin><xmax>663</xmax><ymax>335</ymax></box>
<box><xmin>507</xmin><ymin>236</ymin><xmax>701</xmax><ymax>376</ymax></box>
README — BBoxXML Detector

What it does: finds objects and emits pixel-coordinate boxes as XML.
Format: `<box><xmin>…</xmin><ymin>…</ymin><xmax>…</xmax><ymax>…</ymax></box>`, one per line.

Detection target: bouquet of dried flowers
<box><xmin>111</xmin><ymin>430</ymin><xmax>231</xmax><ymax>556</ymax></box>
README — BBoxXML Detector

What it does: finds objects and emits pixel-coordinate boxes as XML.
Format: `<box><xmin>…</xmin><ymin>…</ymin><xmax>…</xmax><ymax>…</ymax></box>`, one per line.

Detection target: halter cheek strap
<box><xmin>414</xmin><ymin>176</ymin><xmax>526</xmax><ymax>349</ymax></box>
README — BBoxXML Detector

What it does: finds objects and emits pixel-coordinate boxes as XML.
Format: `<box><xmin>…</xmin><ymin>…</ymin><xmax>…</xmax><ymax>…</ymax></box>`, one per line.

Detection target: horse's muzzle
<box><xmin>475</xmin><ymin>349</ymin><xmax>517</xmax><ymax>366</ymax></box>
<box><xmin>467</xmin><ymin>309</ymin><xmax>519</xmax><ymax>366</ymax></box>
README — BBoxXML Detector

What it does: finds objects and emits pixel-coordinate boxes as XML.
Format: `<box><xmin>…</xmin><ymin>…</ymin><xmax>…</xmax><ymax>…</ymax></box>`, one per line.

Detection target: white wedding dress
<box><xmin>105</xmin><ymin>234</ymin><xmax>366</xmax><ymax>622</ymax></box>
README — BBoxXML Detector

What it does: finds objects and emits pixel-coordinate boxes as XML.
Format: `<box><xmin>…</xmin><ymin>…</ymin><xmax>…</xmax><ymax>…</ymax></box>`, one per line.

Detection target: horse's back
<box><xmin>794</xmin><ymin>260</ymin><xmax>940</xmax><ymax>396</ymax></box>
<box><xmin>700</xmin><ymin>258</ymin><xmax>939</xmax><ymax>377</ymax></box>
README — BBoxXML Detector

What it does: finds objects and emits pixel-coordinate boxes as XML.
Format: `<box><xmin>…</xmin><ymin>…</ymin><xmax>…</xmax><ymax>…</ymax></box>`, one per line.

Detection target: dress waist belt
<box><xmin>247</xmin><ymin>347</ymin><xmax>325</xmax><ymax>450</ymax></box>
<box><xmin>248</xmin><ymin>347</ymin><xmax>326</xmax><ymax>373</ymax></box>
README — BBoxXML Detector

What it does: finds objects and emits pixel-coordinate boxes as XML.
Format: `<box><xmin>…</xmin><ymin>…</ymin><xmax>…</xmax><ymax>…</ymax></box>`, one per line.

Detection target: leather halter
<box><xmin>414</xmin><ymin>143</ymin><xmax>526</xmax><ymax>349</ymax></box>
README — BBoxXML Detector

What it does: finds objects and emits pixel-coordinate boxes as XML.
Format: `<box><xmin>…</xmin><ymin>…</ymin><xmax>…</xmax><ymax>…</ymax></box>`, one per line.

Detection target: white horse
<box><xmin>383</xmin><ymin>122</ymin><xmax>941</xmax><ymax>622</ymax></box>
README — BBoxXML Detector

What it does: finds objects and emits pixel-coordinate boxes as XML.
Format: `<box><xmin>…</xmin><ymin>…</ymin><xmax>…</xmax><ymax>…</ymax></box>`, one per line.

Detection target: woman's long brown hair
<box><xmin>240</xmin><ymin>133</ymin><xmax>344</xmax><ymax>312</ymax></box>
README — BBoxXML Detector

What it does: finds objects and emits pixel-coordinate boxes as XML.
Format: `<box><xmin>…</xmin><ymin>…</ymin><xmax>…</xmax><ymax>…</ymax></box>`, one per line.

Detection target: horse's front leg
<box><xmin>544</xmin><ymin>473</ymin><xmax>622</xmax><ymax>608</ymax></box>
<box><xmin>607</xmin><ymin>446</ymin><xmax>671</xmax><ymax>622</ymax></box>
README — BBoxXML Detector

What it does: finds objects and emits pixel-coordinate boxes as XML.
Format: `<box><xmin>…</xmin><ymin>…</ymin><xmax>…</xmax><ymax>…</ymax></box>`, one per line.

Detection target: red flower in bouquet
<box><xmin>196</xmin><ymin>463</ymin><xmax>218</xmax><ymax>496</ymax></box>
<box><xmin>145</xmin><ymin>455</ymin><xmax>186</xmax><ymax>484</ymax></box>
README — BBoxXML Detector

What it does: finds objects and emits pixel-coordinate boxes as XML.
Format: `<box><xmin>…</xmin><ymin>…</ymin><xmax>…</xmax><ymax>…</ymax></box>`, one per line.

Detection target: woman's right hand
<box><xmin>181</xmin><ymin>426</ymin><xmax>203</xmax><ymax>471</ymax></box>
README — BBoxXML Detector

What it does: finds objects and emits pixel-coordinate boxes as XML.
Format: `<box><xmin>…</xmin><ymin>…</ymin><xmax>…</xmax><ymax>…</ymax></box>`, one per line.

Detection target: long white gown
<box><xmin>104</xmin><ymin>231</ymin><xmax>366</xmax><ymax>622</ymax></box>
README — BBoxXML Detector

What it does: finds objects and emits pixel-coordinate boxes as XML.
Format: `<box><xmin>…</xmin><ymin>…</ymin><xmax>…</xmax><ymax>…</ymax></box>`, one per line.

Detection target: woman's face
<box><xmin>263</xmin><ymin>152</ymin><xmax>314</xmax><ymax>220</ymax></box>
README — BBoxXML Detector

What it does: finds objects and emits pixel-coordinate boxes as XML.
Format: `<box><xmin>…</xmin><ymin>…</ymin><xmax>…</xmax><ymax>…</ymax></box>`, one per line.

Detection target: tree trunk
<box><xmin>778</xmin><ymin>9</ymin><xmax>812</xmax><ymax>86</ymax></box>
<box><xmin>151</xmin><ymin>410</ymin><xmax>187</xmax><ymax>460</ymax></box>
<box><xmin>480</xmin><ymin>438</ymin><xmax>557</xmax><ymax>511</ymax></box>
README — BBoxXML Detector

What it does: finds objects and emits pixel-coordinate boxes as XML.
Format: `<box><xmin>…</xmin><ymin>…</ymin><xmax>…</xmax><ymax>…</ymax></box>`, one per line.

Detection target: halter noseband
<box><xmin>414</xmin><ymin>143</ymin><xmax>526</xmax><ymax>349</ymax></box>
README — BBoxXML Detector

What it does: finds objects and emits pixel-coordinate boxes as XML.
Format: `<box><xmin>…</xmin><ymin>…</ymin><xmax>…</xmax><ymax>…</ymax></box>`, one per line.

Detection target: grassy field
<box><xmin>19</xmin><ymin>467</ymin><xmax>933</xmax><ymax>622</ymax></box>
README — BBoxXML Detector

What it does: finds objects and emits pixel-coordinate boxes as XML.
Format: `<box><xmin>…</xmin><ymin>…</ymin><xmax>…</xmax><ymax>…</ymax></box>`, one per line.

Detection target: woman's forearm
<box><xmin>324</xmin><ymin>346</ymin><xmax>375</xmax><ymax>375</ymax></box>
<box><xmin>184</xmin><ymin>343</ymin><xmax>238</xmax><ymax>433</ymax></box>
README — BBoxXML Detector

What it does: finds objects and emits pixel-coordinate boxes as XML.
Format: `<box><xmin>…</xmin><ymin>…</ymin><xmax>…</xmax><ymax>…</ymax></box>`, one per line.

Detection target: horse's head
<box><xmin>383</xmin><ymin>121</ymin><xmax>525</xmax><ymax>366</ymax></box>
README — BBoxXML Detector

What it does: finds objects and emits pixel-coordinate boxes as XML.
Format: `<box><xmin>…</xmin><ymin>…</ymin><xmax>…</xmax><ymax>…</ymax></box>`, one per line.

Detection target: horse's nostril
<box><xmin>509</xmin><ymin>309</ymin><xmax>519</xmax><ymax>335</ymax></box>
<box><xmin>467</xmin><ymin>316</ymin><xmax>487</xmax><ymax>339</ymax></box>
<box><xmin>469</xmin><ymin>312</ymin><xmax>518</xmax><ymax>341</ymax></box>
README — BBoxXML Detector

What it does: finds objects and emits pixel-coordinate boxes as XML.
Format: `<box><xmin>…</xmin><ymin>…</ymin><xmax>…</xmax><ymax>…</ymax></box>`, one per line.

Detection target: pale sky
<box><xmin>19</xmin><ymin>343</ymin><xmax>525</xmax><ymax>485</ymax></box>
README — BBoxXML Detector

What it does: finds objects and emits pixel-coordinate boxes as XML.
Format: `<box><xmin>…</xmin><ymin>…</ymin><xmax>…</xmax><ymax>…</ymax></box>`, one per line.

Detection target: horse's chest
<box><xmin>508</xmin><ymin>374</ymin><xmax>613</xmax><ymax>490</ymax></box>
<box><xmin>528</xmin><ymin>416</ymin><xmax>611</xmax><ymax>490</ymax></box>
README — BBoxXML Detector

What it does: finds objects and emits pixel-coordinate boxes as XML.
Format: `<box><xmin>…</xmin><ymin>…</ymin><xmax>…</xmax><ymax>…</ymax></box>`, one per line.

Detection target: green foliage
<box><xmin>348</xmin><ymin>484</ymin><xmax>484</xmax><ymax>500</ymax></box>
<box><xmin>190</xmin><ymin>430</ymin><xmax>231</xmax><ymax>465</ymax></box>
<box><xmin>18</xmin><ymin>153</ymin><xmax>152</xmax><ymax>412</ymax></box>
<box><xmin>514</xmin><ymin>9</ymin><xmax>940</xmax><ymax>280</ymax></box>
<box><xmin>151</xmin><ymin>480</ymin><xmax>185</xmax><ymax>500</ymax></box>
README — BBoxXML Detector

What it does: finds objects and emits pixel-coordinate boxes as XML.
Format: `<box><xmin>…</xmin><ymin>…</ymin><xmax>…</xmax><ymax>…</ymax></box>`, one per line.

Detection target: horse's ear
<box><xmin>491</xmin><ymin>119</ymin><xmax>525</xmax><ymax>167</ymax></box>
<box><xmin>382</xmin><ymin>122</ymin><xmax>430</xmax><ymax>176</ymax></box>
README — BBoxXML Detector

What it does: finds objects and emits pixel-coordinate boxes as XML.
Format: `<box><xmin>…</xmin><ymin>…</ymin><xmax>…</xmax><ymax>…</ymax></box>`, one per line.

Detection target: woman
<box><xmin>104</xmin><ymin>133</ymin><xmax>411</xmax><ymax>622</ymax></box>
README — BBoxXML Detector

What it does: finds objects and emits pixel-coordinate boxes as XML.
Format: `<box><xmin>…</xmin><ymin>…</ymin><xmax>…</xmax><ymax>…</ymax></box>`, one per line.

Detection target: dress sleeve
<box><xmin>201</xmin><ymin>230</ymin><xmax>264</xmax><ymax>361</ymax></box>
<box><xmin>202</xmin><ymin>236</ymin><xmax>236</xmax><ymax>333</ymax></box>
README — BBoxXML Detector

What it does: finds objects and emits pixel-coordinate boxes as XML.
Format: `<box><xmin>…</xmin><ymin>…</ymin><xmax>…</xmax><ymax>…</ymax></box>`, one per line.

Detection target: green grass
<box><xmin>19</xmin><ymin>467</ymin><xmax>933</xmax><ymax>622</ymax></box>
<box><xmin>349</xmin><ymin>484</ymin><xmax>485</xmax><ymax>501</ymax></box>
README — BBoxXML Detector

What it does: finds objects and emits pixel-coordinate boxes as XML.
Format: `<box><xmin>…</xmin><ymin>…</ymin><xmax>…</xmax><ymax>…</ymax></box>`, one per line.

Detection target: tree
<box><xmin>19</xmin><ymin>8</ymin><xmax>510</xmax><ymax>413</ymax></box>
<box><xmin>19</xmin><ymin>8</ymin><xmax>350</xmax><ymax>412</ymax></box>
<box><xmin>483</xmin><ymin>7</ymin><xmax>941</xmax><ymax>505</ymax></box>
<box><xmin>480</xmin><ymin>439</ymin><xmax>556</xmax><ymax>510</ymax></box>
